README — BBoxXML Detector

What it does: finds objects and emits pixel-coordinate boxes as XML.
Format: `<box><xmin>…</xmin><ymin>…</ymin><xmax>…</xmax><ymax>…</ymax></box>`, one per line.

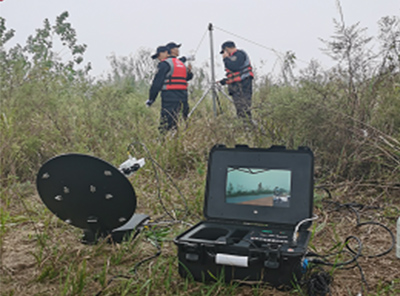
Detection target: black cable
<box><xmin>94</xmin><ymin>227</ymin><xmax>162</xmax><ymax>296</ymax></box>
<box><xmin>306</xmin><ymin>270</ymin><xmax>332</xmax><ymax>296</ymax></box>
<box><xmin>307</xmin><ymin>236</ymin><xmax>363</xmax><ymax>267</ymax></box>
<box><xmin>128</xmin><ymin>141</ymin><xmax>173</xmax><ymax>220</ymax></box>
<box><xmin>306</xmin><ymin>252</ymin><xmax>369</xmax><ymax>295</ymax></box>
<box><xmin>320</xmin><ymin>197</ymin><xmax>395</xmax><ymax>258</ymax></box>
<box><xmin>127</xmin><ymin>141</ymin><xmax>190</xmax><ymax>221</ymax></box>
<box><xmin>315</xmin><ymin>186</ymin><xmax>332</xmax><ymax>199</ymax></box>
<box><xmin>304</xmin><ymin>260</ymin><xmax>368</xmax><ymax>296</ymax></box>
<box><xmin>306</xmin><ymin>187</ymin><xmax>394</xmax><ymax>295</ymax></box>
<box><xmin>339</xmin><ymin>260</ymin><xmax>369</xmax><ymax>293</ymax></box>
<box><xmin>348</xmin><ymin>221</ymin><xmax>395</xmax><ymax>258</ymax></box>
<box><xmin>128</xmin><ymin>231</ymin><xmax>162</xmax><ymax>274</ymax></box>
<box><xmin>151</xmin><ymin>159</ymin><xmax>190</xmax><ymax>220</ymax></box>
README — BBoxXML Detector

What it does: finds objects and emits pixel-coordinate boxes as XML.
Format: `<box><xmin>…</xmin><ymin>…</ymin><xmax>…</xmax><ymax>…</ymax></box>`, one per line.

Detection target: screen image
<box><xmin>225</xmin><ymin>167</ymin><xmax>291</xmax><ymax>207</ymax></box>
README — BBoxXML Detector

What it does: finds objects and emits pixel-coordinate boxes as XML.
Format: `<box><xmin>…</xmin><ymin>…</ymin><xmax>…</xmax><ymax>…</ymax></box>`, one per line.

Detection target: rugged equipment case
<box><xmin>174</xmin><ymin>145</ymin><xmax>314</xmax><ymax>287</ymax></box>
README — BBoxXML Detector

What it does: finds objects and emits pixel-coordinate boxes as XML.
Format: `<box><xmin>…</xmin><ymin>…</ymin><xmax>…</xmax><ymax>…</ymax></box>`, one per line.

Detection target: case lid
<box><xmin>204</xmin><ymin>145</ymin><xmax>314</xmax><ymax>226</ymax></box>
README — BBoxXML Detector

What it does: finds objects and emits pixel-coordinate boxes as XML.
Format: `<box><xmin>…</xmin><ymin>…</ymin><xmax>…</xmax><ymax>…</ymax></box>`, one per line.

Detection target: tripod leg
<box><xmin>215</xmin><ymin>93</ymin><xmax>223</xmax><ymax>115</ymax></box>
<box><xmin>188</xmin><ymin>85</ymin><xmax>212</xmax><ymax>118</ymax></box>
<box><xmin>216</xmin><ymin>84</ymin><xmax>234</xmax><ymax>103</ymax></box>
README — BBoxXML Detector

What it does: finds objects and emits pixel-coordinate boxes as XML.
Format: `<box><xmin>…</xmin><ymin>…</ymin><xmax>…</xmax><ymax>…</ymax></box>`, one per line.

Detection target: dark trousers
<box><xmin>228</xmin><ymin>77</ymin><xmax>253</xmax><ymax>119</ymax></box>
<box><xmin>159</xmin><ymin>99</ymin><xmax>189</xmax><ymax>133</ymax></box>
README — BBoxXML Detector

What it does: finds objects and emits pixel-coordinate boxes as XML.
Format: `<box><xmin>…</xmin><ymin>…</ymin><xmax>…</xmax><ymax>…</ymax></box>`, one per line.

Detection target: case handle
<box><xmin>215</xmin><ymin>254</ymin><xmax>248</xmax><ymax>267</ymax></box>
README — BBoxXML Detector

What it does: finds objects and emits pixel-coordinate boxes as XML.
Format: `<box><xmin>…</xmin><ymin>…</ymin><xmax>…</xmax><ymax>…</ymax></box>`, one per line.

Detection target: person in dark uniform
<box><xmin>146</xmin><ymin>43</ymin><xmax>193</xmax><ymax>134</ymax></box>
<box><xmin>166</xmin><ymin>42</ymin><xmax>193</xmax><ymax>64</ymax></box>
<box><xmin>219</xmin><ymin>41</ymin><xmax>254</xmax><ymax>119</ymax></box>
<box><xmin>150</xmin><ymin>45</ymin><xmax>169</xmax><ymax>61</ymax></box>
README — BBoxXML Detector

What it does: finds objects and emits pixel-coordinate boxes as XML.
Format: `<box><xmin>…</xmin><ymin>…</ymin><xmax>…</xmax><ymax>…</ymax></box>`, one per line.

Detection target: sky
<box><xmin>1</xmin><ymin>0</ymin><xmax>399</xmax><ymax>79</ymax></box>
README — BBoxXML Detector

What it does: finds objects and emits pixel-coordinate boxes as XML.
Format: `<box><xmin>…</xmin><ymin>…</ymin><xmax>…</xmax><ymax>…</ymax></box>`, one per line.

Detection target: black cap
<box><xmin>151</xmin><ymin>46</ymin><xmax>168</xmax><ymax>59</ymax></box>
<box><xmin>220</xmin><ymin>41</ymin><xmax>236</xmax><ymax>54</ymax></box>
<box><xmin>166</xmin><ymin>42</ymin><xmax>181</xmax><ymax>53</ymax></box>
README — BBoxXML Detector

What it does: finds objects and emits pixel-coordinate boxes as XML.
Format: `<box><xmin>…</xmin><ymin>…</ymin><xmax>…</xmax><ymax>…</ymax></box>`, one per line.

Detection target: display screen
<box><xmin>225</xmin><ymin>167</ymin><xmax>291</xmax><ymax>207</ymax></box>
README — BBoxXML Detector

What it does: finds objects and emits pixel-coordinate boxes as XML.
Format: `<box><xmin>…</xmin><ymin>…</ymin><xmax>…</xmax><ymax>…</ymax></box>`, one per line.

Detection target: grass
<box><xmin>1</xmin><ymin>124</ymin><xmax>399</xmax><ymax>295</ymax></box>
<box><xmin>1</xmin><ymin>59</ymin><xmax>400</xmax><ymax>295</ymax></box>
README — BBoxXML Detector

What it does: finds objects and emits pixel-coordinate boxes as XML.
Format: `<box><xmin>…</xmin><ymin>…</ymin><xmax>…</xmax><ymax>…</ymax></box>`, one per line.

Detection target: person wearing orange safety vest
<box><xmin>219</xmin><ymin>41</ymin><xmax>254</xmax><ymax>119</ymax></box>
<box><xmin>146</xmin><ymin>42</ymin><xmax>193</xmax><ymax>134</ymax></box>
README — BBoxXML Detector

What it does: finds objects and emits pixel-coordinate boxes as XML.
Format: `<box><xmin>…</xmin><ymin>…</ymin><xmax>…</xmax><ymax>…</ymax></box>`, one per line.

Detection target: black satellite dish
<box><xmin>36</xmin><ymin>153</ymin><xmax>148</xmax><ymax>244</ymax></box>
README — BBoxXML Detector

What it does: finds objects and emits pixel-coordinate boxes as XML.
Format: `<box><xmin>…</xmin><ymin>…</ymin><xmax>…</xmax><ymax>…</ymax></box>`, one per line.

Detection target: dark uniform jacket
<box><xmin>148</xmin><ymin>56</ymin><xmax>193</xmax><ymax>103</ymax></box>
<box><xmin>221</xmin><ymin>49</ymin><xmax>253</xmax><ymax>85</ymax></box>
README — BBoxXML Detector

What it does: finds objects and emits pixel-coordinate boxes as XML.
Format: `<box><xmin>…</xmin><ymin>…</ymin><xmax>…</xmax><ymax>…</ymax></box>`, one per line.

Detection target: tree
<box><xmin>280</xmin><ymin>51</ymin><xmax>297</xmax><ymax>85</ymax></box>
<box><xmin>0</xmin><ymin>11</ymin><xmax>91</xmax><ymax>101</ymax></box>
<box><xmin>377</xmin><ymin>16</ymin><xmax>400</xmax><ymax>74</ymax></box>
<box><xmin>106</xmin><ymin>48</ymin><xmax>156</xmax><ymax>93</ymax></box>
<box><xmin>0</xmin><ymin>17</ymin><xmax>27</xmax><ymax>99</ymax></box>
<box><xmin>319</xmin><ymin>1</ymin><xmax>374</xmax><ymax>118</ymax></box>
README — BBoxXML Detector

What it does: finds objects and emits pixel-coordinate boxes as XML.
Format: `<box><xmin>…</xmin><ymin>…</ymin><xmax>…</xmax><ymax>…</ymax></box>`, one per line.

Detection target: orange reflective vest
<box><xmin>162</xmin><ymin>57</ymin><xmax>188</xmax><ymax>90</ymax></box>
<box><xmin>225</xmin><ymin>50</ymin><xmax>254</xmax><ymax>84</ymax></box>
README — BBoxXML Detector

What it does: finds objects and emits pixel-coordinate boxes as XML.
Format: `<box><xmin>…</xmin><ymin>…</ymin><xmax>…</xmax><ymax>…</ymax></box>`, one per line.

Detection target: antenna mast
<box><xmin>208</xmin><ymin>23</ymin><xmax>217</xmax><ymax>117</ymax></box>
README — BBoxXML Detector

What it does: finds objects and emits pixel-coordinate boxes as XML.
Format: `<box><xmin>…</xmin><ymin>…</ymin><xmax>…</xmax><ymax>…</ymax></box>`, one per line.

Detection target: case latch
<box><xmin>264</xmin><ymin>248</ymin><xmax>280</xmax><ymax>269</ymax></box>
<box><xmin>185</xmin><ymin>253</ymin><xmax>199</xmax><ymax>262</ymax></box>
<box><xmin>183</xmin><ymin>243</ymin><xmax>201</xmax><ymax>262</ymax></box>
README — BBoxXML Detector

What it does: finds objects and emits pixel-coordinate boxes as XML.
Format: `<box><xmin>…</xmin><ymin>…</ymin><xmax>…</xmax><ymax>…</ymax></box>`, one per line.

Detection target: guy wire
<box><xmin>193</xmin><ymin>28</ymin><xmax>208</xmax><ymax>56</ymax></box>
<box><xmin>213</xmin><ymin>25</ymin><xmax>281</xmax><ymax>57</ymax></box>
<box><xmin>214</xmin><ymin>24</ymin><xmax>310</xmax><ymax>65</ymax></box>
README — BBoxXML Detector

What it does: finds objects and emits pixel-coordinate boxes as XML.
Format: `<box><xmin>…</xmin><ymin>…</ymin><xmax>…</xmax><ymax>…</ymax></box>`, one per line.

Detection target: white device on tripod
<box><xmin>119</xmin><ymin>155</ymin><xmax>145</xmax><ymax>177</ymax></box>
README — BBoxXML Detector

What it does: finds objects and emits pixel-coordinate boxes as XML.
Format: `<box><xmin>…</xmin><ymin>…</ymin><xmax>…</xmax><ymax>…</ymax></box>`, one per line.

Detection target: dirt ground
<box><xmin>1</xmin><ymin>192</ymin><xmax>400</xmax><ymax>295</ymax></box>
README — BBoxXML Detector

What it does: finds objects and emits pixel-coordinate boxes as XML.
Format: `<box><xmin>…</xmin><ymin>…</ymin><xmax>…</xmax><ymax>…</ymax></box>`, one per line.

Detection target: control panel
<box><xmin>246</xmin><ymin>229</ymin><xmax>291</xmax><ymax>246</ymax></box>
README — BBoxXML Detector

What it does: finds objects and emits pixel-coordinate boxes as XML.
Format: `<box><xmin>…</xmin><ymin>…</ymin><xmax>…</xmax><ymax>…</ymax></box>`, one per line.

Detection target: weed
<box><xmin>1</xmin><ymin>10</ymin><xmax>400</xmax><ymax>296</ymax></box>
